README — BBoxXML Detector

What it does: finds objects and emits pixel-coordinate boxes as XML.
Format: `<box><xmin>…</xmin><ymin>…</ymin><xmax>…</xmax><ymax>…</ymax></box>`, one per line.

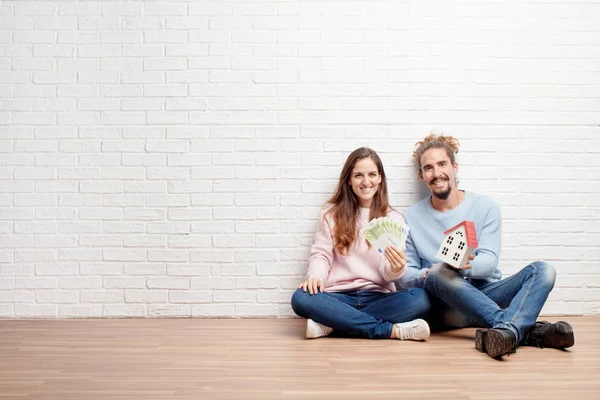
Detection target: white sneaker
<box><xmin>306</xmin><ymin>319</ymin><xmax>333</xmax><ymax>339</ymax></box>
<box><xmin>394</xmin><ymin>319</ymin><xmax>430</xmax><ymax>341</ymax></box>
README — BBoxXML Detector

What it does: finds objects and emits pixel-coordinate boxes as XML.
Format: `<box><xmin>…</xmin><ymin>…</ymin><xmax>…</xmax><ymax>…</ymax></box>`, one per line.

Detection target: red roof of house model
<box><xmin>444</xmin><ymin>221</ymin><xmax>478</xmax><ymax>248</ymax></box>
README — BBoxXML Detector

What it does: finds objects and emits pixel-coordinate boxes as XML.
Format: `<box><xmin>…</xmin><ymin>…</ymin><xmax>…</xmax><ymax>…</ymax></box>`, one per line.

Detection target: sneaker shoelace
<box><xmin>397</xmin><ymin>323</ymin><xmax>419</xmax><ymax>340</ymax></box>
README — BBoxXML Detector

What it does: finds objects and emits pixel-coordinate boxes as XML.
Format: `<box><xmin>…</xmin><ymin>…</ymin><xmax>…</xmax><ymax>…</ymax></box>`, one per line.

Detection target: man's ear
<box><xmin>418</xmin><ymin>170</ymin><xmax>424</xmax><ymax>182</ymax></box>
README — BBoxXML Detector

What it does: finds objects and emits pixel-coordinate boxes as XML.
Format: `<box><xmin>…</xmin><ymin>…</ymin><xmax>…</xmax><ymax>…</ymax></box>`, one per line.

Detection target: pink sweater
<box><xmin>306</xmin><ymin>207</ymin><xmax>407</xmax><ymax>293</ymax></box>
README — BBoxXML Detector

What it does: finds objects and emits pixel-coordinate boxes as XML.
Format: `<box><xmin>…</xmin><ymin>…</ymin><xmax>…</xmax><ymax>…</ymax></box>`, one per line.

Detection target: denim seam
<box><xmin>507</xmin><ymin>264</ymin><xmax>535</xmax><ymax>323</ymax></box>
<box><xmin>501</xmin><ymin>264</ymin><xmax>536</xmax><ymax>341</ymax></box>
<box><xmin>478</xmin><ymin>268</ymin><xmax>528</xmax><ymax>294</ymax></box>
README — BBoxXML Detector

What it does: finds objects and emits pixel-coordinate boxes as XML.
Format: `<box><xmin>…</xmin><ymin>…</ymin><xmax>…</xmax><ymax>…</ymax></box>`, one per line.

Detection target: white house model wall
<box><xmin>436</xmin><ymin>221</ymin><xmax>478</xmax><ymax>269</ymax></box>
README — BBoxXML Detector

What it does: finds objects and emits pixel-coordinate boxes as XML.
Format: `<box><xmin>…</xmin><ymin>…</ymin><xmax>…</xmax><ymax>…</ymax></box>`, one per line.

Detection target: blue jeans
<box><xmin>424</xmin><ymin>261</ymin><xmax>556</xmax><ymax>343</ymax></box>
<box><xmin>291</xmin><ymin>288</ymin><xmax>430</xmax><ymax>339</ymax></box>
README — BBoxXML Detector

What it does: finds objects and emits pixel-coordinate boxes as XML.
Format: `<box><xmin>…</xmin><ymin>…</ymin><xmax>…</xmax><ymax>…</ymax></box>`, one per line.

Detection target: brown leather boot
<box><xmin>475</xmin><ymin>328</ymin><xmax>517</xmax><ymax>358</ymax></box>
<box><xmin>523</xmin><ymin>321</ymin><xmax>574</xmax><ymax>349</ymax></box>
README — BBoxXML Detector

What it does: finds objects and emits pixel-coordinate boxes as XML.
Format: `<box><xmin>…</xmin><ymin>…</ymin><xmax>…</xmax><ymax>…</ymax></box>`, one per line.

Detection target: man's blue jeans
<box><xmin>424</xmin><ymin>261</ymin><xmax>556</xmax><ymax>344</ymax></box>
<box><xmin>291</xmin><ymin>288</ymin><xmax>430</xmax><ymax>339</ymax></box>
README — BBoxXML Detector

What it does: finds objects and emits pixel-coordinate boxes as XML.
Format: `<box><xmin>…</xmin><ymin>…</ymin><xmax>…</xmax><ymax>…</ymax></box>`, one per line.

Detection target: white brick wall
<box><xmin>1</xmin><ymin>0</ymin><xmax>599</xmax><ymax>318</ymax></box>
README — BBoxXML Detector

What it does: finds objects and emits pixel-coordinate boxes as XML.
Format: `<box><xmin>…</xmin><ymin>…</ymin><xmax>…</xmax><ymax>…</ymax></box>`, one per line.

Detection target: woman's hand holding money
<box><xmin>384</xmin><ymin>245</ymin><xmax>408</xmax><ymax>273</ymax></box>
<box><xmin>299</xmin><ymin>278</ymin><xmax>324</xmax><ymax>295</ymax></box>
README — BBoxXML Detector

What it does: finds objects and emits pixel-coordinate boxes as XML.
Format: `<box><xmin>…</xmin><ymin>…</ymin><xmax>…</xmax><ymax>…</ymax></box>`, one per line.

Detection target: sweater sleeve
<box><xmin>306</xmin><ymin>210</ymin><xmax>334</xmax><ymax>282</ymax></box>
<box><xmin>395</xmin><ymin>228</ymin><xmax>426</xmax><ymax>288</ymax></box>
<box><xmin>461</xmin><ymin>199</ymin><xmax>501</xmax><ymax>279</ymax></box>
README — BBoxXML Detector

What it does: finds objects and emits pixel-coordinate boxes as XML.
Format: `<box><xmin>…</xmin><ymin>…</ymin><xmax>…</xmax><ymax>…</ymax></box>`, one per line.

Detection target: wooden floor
<box><xmin>0</xmin><ymin>317</ymin><xmax>598</xmax><ymax>400</ymax></box>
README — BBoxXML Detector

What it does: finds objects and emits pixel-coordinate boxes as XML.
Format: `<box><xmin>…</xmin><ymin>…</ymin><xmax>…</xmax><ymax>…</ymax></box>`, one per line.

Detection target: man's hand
<box><xmin>299</xmin><ymin>278</ymin><xmax>323</xmax><ymax>295</ymax></box>
<box><xmin>463</xmin><ymin>253</ymin><xmax>475</xmax><ymax>270</ymax></box>
<box><xmin>422</xmin><ymin>263</ymin><xmax>437</xmax><ymax>279</ymax></box>
<box><xmin>384</xmin><ymin>245</ymin><xmax>408</xmax><ymax>273</ymax></box>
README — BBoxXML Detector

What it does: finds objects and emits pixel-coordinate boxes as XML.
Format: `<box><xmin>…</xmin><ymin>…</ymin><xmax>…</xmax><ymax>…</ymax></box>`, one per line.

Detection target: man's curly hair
<box><xmin>413</xmin><ymin>133</ymin><xmax>460</xmax><ymax>173</ymax></box>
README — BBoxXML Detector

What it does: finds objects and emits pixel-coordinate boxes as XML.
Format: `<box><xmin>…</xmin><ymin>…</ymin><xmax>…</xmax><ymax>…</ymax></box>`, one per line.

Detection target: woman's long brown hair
<box><xmin>325</xmin><ymin>147</ymin><xmax>390</xmax><ymax>255</ymax></box>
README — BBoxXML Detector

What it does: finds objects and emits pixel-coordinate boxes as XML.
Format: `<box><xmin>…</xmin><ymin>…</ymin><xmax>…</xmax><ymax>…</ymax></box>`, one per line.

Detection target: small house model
<box><xmin>436</xmin><ymin>221</ymin><xmax>478</xmax><ymax>269</ymax></box>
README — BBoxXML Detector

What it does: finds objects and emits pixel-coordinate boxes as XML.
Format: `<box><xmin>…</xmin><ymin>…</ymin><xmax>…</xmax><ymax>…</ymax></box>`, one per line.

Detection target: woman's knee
<box><xmin>291</xmin><ymin>288</ymin><xmax>317</xmax><ymax>317</ymax></box>
<box><xmin>290</xmin><ymin>288</ymin><xmax>305</xmax><ymax>313</ymax></box>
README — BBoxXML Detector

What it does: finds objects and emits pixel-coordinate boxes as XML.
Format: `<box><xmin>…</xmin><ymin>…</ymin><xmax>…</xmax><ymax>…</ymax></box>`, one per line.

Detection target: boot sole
<box><xmin>484</xmin><ymin>329</ymin><xmax>512</xmax><ymax>358</ymax></box>
<box><xmin>475</xmin><ymin>329</ymin><xmax>487</xmax><ymax>353</ymax></box>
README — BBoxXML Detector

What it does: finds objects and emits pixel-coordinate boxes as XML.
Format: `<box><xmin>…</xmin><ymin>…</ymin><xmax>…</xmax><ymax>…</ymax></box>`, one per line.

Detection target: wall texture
<box><xmin>1</xmin><ymin>0</ymin><xmax>599</xmax><ymax>318</ymax></box>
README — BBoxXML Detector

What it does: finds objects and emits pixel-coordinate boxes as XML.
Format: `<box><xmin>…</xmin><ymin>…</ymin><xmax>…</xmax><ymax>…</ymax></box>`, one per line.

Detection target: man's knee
<box><xmin>425</xmin><ymin>263</ymin><xmax>462</xmax><ymax>289</ymax></box>
<box><xmin>530</xmin><ymin>261</ymin><xmax>556</xmax><ymax>288</ymax></box>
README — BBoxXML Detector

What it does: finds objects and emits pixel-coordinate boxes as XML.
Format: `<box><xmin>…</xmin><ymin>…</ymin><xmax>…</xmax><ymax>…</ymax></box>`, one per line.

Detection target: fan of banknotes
<box><xmin>360</xmin><ymin>217</ymin><xmax>410</xmax><ymax>256</ymax></box>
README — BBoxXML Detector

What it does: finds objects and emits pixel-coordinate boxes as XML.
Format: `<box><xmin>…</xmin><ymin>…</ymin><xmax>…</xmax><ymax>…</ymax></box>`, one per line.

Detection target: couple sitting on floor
<box><xmin>290</xmin><ymin>133</ymin><xmax>574</xmax><ymax>359</ymax></box>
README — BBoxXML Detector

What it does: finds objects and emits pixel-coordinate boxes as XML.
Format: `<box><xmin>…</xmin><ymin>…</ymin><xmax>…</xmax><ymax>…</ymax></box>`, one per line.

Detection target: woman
<box><xmin>291</xmin><ymin>147</ymin><xmax>431</xmax><ymax>340</ymax></box>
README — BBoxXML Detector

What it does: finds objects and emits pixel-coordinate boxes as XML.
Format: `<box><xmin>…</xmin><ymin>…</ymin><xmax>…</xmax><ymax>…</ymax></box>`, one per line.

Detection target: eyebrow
<box><xmin>423</xmin><ymin>160</ymin><xmax>447</xmax><ymax>168</ymax></box>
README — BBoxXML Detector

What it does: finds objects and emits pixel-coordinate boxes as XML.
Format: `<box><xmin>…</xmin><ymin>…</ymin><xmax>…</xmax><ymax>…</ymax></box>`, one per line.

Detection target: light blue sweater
<box><xmin>396</xmin><ymin>191</ymin><xmax>503</xmax><ymax>289</ymax></box>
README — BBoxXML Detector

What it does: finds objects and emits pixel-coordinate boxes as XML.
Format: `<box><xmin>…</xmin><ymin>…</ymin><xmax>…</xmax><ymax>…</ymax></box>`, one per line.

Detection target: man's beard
<box><xmin>430</xmin><ymin>178</ymin><xmax>452</xmax><ymax>200</ymax></box>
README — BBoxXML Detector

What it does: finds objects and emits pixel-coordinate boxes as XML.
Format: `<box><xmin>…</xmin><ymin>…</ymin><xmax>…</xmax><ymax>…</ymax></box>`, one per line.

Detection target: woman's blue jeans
<box><xmin>291</xmin><ymin>288</ymin><xmax>431</xmax><ymax>339</ymax></box>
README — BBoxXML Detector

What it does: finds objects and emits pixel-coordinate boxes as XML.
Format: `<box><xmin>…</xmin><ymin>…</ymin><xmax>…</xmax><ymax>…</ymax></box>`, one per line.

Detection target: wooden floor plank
<box><xmin>0</xmin><ymin>317</ymin><xmax>598</xmax><ymax>399</ymax></box>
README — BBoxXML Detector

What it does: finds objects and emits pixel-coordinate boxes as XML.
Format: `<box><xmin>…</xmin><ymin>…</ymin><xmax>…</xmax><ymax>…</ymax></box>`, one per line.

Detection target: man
<box><xmin>395</xmin><ymin>133</ymin><xmax>574</xmax><ymax>358</ymax></box>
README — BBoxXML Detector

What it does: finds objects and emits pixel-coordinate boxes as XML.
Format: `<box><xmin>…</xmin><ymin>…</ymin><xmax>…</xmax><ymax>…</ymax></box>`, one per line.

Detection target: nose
<box><xmin>433</xmin><ymin>166</ymin><xmax>444</xmax><ymax>178</ymax></box>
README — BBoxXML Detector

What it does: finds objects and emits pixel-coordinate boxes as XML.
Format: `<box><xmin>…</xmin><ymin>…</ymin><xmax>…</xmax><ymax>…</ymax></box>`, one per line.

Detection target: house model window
<box><xmin>435</xmin><ymin>221</ymin><xmax>479</xmax><ymax>269</ymax></box>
